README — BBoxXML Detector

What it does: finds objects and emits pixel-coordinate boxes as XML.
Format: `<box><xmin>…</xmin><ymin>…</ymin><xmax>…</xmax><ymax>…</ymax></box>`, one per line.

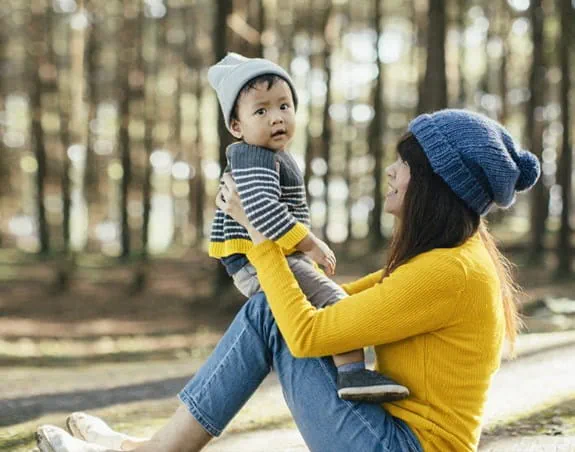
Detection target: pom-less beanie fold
<box><xmin>208</xmin><ymin>53</ymin><xmax>298</xmax><ymax>131</ymax></box>
<box><xmin>408</xmin><ymin>109</ymin><xmax>541</xmax><ymax>216</ymax></box>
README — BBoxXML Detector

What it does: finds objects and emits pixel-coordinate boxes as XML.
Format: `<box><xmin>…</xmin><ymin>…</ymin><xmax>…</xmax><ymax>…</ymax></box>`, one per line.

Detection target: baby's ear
<box><xmin>229</xmin><ymin>119</ymin><xmax>243</xmax><ymax>139</ymax></box>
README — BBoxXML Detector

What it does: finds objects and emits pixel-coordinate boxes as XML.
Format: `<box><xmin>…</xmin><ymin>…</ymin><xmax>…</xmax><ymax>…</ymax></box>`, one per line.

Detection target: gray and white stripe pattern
<box><xmin>209</xmin><ymin>143</ymin><xmax>310</xmax><ymax>245</ymax></box>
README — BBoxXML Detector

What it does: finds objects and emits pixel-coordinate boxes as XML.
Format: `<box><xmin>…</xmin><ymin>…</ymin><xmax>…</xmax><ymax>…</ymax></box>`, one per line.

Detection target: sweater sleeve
<box><xmin>340</xmin><ymin>270</ymin><xmax>384</xmax><ymax>295</ymax></box>
<box><xmin>229</xmin><ymin>143</ymin><xmax>308</xmax><ymax>249</ymax></box>
<box><xmin>247</xmin><ymin>241</ymin><xmax>466</xmax><ymax>358</ymax></box>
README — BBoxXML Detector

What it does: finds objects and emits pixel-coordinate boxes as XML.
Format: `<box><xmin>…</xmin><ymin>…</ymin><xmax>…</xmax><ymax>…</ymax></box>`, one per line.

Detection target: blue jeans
<box><xmin>179</xmin><ymin>293</ymin><xmax>423</xmax><ymax>452</ymax></box>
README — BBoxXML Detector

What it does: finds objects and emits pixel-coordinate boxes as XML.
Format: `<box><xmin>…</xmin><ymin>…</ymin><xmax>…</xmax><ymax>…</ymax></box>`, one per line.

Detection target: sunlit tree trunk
<box><xmin>192</xmin><ymin>71</ymin><xmax>205</xmax><ymax>244</ymax></box>
<box><xmin>368</xmin><ymin>0</ymin><xmax>386</xmax><ymax>247</ymax></box>
<box><xmin>556</xmin><ymin>0</ymin><xmax>572</xmax><ymax>277</ymax></box>
<box><xmin>417</xmin><ymin>0</ymin><xmax>447</xmax><ymax>113</ymax></box>
<box><xmin>168</xmin><ymin>2</ymin><xmax>186</xmax><ymax>247</ymax></box>
<box><xmin>131</xmin><ymin>2</ymin><xmax>153</xmax><ymax>293</ymax></box>
<box><xmin>247</xmin><ymin>0</ymin><xmax>265</xmax><ymax>57</ymax></box>
<box><xmin>456</xmin><ymin>0</ymin><xmax>467</xmax><ymax>107</ymax></box>
<box><xmin>49</xmin><ymin>5</ymin><xmax>73</xmax><ymax>290</ymax></box>
<box><xmin>498</xmin><ymin>0</ymin><xmax>510</xmax><ymax>123</ymax></box>
<box><xmin>303</xmin><ymin>1</ymin><xmax>316</xmax><ymax>195</ymax></box>
<box><xmin>320</xmin><ymin>2</ymin><xmax>333</xmax><ymax>242</ymax></box>
<box><xmin>83</xmin><ymin>0</ymin><xmax>99</xmax><ymax>242</ymax></box>
<box><xmin>29</xmin><ymin>4</ymin><xmax>50</xmax><ymax>254</ymax></box>
<box><xmin>214</xmin><ymin>0</ymin><xmax>234</xmax><ymax>174</ymax></box>
<box><xmin>184</xmin><ymin>3</ymin><xmax>205</xmax><ymax>246</ymax></box>
<box><xmin>527</xmin><ymin>0</ymin><xmax>548</xmax><ymax>264</ymax></box>
<box><xmin>479</xmin><ymin>3</ymin><xmax>494</xmax><ymax>106</ymax></box>
<box><xmin>117</xmin><ymin>4</ymin><xmax>138</xmax><ymax>259</ymax></box>
<box><xmin>0</xmin><ymin>18</ymin><xmax>8</xmax><ymax>248</ymax></box>
<box><xmin>413</xmin><ymin>0</ymin><xmax>427</xmax><ymax>113</ymax></box>
<box><xmin>213</xmin><ymin>0</ymin><xmax>235</xmax><ymax>294</ymax></box>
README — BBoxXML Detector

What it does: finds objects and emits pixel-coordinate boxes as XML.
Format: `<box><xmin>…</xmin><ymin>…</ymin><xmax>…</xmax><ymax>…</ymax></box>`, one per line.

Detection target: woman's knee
<box><xmin>241</xmin><ymin>292</ymin><xmax>278</xmax><ymax>345</ymax></box>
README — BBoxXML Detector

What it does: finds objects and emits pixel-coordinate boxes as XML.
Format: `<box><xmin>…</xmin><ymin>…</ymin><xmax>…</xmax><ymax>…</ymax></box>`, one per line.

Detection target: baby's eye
<box><xmin>280</xmin><ymin>103</ymin><xmax>290</xmax><ymax>110</ymax></box>
<box><xmin>255</xmin><ymin>108</ymin><xmax>266</xmax><ymax>116</ymax></box>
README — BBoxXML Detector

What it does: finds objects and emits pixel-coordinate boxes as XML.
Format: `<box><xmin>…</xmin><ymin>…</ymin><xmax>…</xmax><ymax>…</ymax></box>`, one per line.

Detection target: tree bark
<box><xmin>417</xmin><ymin>0</ymin><xmax>447</xmax><ymax>114</ymax></box>
<box><xmin>320</xmin><ymin>3</ymin><xmax>333</xmax><ymax>242</ymax></box>
<box><xmin>369</xmin><ymin>0</ymin><xmax>386</xmax><ymax>247</ymax></box>
<box><xmin>117</xmin><ymin>6</ymin><xmax>137</xmax><ymax>259</ymax></box>
<box><xmin>527</xmin><ymin>0</ymin><xmax>549</xmax><ymax>264</ymax></box>
<box><xmin>556</xmin><ymin>0</ymin><xmax>572</xmax><ymax>276</ymax></box>
<box><xmin>498</xmin><ymin>0</ymin><xmax>510</xmax><ymax>123</ymax></box>
<box><xmin>214</xmin><ymin>0</ymin><xmax>234</xmax><ymax>175</ymax></box>
<box><xmin>192</xmin><ymin>72</ymin><xmax>205</xmax><ymax>244</ymax></box>
<box><xmin>29</xmin><ymin>6</ymin><xmax>50</xmax><ymax>254</ymax></box>
<box><xmin>457</xmin><ymin>0</ymin><xmax>467</xmax><ymax>107</ymax></box>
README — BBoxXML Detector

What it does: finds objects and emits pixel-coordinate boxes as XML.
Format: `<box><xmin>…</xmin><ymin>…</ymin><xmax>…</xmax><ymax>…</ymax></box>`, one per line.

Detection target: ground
<box><xmin>1</xmin><ymin>246</ymin><xmax>574</xmax><ymax>451</ymax></box>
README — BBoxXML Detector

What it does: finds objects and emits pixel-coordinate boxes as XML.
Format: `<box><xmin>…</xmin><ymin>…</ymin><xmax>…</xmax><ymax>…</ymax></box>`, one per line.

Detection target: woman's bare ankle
<box><xmin>132</xmin><ymin>405</ymin><xmax>212</xmax><ymax>452</ymax></box>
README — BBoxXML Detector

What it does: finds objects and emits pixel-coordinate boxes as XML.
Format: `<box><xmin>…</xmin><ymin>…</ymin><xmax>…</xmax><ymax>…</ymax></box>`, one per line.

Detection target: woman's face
<box><xmin>384</xmin><ymin>156</ymin><xmax>411</xmax><ymax>218</ymax></box>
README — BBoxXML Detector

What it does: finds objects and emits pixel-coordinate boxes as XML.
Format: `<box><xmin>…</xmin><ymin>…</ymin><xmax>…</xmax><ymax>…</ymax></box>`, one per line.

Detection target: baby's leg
<box><xmin>285</xmin><ymin>254</ymin><xmax>409</xmax><ymax>403</ymax></box>
<box><xmin>231</xmin><ymin>264</ymin><xmax>261</xmax><ymax>298</ymax></box>
<box><xmin>284</xmin><ymin>254</ymin><xmax>366</xmax><ymax>367</ymax></box>
<box><xmin>332</xmin><ymin>349</ymin><xmax>365</xmax><ymax>368</ymax></box>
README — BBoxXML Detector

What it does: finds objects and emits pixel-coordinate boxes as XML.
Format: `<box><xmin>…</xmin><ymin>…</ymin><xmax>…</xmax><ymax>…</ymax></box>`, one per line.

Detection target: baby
<box><xmin>207</xmin><ymin>53</ymin><xmax>409</xmax><ymax>403</ymax></box>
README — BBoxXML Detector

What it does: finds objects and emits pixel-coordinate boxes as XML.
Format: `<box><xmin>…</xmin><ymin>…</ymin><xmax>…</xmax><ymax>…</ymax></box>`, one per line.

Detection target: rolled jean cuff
<box><xmin>178</xmin><ymin>390</ymin><xmax>223</xmax><ymax>437</ymax></box>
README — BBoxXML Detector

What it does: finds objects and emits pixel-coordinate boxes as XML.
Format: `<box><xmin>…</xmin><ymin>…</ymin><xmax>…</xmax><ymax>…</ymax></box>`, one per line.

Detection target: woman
<box><xmin>37</xmin><ymin>109</ymin><xmax>540</xmax><ymax>452</ymax></box>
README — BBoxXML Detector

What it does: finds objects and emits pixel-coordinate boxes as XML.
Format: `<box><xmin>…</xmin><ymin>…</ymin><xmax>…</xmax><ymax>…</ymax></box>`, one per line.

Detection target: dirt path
<box><xmin>2</xmin><ymin>332</ymin><xmax>575</xmax><ymax>451</ymax></box>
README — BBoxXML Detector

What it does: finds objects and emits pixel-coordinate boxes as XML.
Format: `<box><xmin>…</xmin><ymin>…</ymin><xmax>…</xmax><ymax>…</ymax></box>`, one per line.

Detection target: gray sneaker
<box><xmin>337</xmin><ymin>369</ymin><xmax>410</xmax><ymax>403</ymax></box>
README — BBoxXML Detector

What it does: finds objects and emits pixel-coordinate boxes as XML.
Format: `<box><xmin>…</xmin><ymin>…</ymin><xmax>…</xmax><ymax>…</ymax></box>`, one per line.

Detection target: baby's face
<box><xmin>231</xmin><ymin>79</ymin><xmax>296</xmax><ymax>151</ymax></box>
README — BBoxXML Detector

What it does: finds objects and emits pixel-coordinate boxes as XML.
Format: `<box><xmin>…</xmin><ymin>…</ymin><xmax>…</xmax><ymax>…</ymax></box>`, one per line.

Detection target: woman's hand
<box><xmin>216</xmin><ymin>173</ymin><xmax>267</xmax><ymax>244</ymax></box>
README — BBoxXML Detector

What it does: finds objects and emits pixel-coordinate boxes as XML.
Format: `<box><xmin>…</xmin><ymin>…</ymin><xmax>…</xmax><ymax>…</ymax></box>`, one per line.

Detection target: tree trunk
<box><xmin>214</xmin><ymin>0</ymin><xmax>234</xmax><ymax>175</ymax></box>
<box><xmin>118</xmin><ymin>7</ymin><xmax>137</xmax><ymax>259</ymax></box>
<box><xmin>417</xmin><ymin>0</ymin><xmax>447</xmax><ymax>114</ymax></box>
<box><xmin>184</xmin><ymin>3</ymin><xmax>205</xmax><ymax>246</ymax></box>
<box><xmin>192</xmin><ymin>72</ymin><xmax>205</xmax><ymax>244</ymax></box>
<box><xmin>51</xmin><ymin>6</ymin><xmax>73</xmax><ymax>291</ymax></box>
<box><xmin>0</xmin><ymin>15</ymin><xmax>8</xmax><ymax>248</ymax></box>
<box><xmin>303</xmin><ymin>0</ymin><xmax>316</xmax><ymax>198</ymax></box>
<box><xmin>369</xmin><ymin>0</ymin><xmax>385</xmax><ymax>247</ymax></box>
<box><xmin>556</xmin><ymin>0</ymin><xmax>572</xmax><ymax>277</ymax></box>
<box><xmin>29</xmin><ymin>6</ymin><xmax>50</xmax><ymax>254</ymax></box>
<box><xmin>131</xmin><ymin>3</ymin><xmax>154</xmax><ymax>294</ymax></box>
<box><xmin>213</xmin><ymin>0</ymin><xmax>235</xmax><ymax>295</ymax></box>
<box><xmin>527</xmin><ymin>0</ymin><xmax>549</xmax><ymax>264</ymax></box>
<box><xmin>247</xmin><ymin>0</ymin><xmax>265</xmax><ymax>57</ymax></box>
<box><xmin>83</xmin><ymin>1</ymin><xmax>99</xmax><ymax>209</ymax></box>
<box><xmin>498</xmin><ymin>0</ymin><xmax>510</xmax><ymax>123</ymax></box>
<box><xmin>457</xmin><ymin>0</ymin><xmax>467</xmax><ymax>107</ymax></box>
<box><xmin>320</xmin><ymin>3</ymin><xmax>333</xmax><ymax>242</ymax></box>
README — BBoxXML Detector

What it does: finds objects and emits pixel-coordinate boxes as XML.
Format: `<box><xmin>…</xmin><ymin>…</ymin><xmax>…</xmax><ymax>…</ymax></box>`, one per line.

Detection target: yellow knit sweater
<box><xmin>246</xmin><ymin>233</ymin><xmax>505</xmax><ymax>451</ymax></box>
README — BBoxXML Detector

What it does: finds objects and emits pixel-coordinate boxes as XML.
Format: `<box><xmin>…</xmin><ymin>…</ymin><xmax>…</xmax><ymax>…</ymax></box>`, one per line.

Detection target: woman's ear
<box><xmin>230</xmin><ymin>119</ymin><xmax>243</xmax><ymax>139</ymax></box>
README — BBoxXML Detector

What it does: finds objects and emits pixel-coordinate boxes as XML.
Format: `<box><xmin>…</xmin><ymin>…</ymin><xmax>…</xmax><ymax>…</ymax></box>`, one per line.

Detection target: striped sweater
<box><xmin>208</xmin><ymin>142</ymin><xmax>311</xmax><ymax>259</ymax></box>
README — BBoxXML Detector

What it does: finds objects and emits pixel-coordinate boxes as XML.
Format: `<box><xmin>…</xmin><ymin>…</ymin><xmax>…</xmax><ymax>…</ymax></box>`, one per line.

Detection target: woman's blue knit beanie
<box><xmin>408</xmin><ymin>109</ymin><xmax>541</xmax><ymax>216</ymax></box>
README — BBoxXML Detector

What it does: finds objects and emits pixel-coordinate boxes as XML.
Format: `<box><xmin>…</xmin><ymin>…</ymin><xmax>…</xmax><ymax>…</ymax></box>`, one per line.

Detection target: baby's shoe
<box><xmin>337</xmin><ymin>369</ymin><xmax>410</xmax><ymax>403</ymax></box>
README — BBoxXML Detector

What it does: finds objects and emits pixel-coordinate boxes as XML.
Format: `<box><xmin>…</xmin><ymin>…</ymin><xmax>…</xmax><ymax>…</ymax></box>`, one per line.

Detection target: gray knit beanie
<box><xmin>207</xmin><ymin>53</ymin><xmax>298</xmax><ymax>131</ymax></box>
<box><xmin>408</xmin><ymin>109</ymin><xmax>541</xmax><ymax>216</ymax></box>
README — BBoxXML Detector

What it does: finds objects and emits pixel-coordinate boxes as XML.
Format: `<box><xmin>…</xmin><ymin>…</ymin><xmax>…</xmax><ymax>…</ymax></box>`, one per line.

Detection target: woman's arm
<box><xmin>217</xmin><ymin>173</ymin><xmax>465</xmax><ymax>358</ymax></box>
<box><xmin>247</xmin><ymin>240</ymin><xmax>466</xmax><ymax>358</ymax></box>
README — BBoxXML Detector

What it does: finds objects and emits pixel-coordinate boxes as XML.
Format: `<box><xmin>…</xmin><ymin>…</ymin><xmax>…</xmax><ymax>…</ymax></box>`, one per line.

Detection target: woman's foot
<box><xmin>66</xmin><ymin>412</ymin><xmax>145</xmax><ymax>450</ymax></box>
<box><xmin>337</xmin><ymin>369</ymin><xmax>410</xmax><ymax>403</ymax></box>
<box><xmin>36</xmin><ymin>425</ymin><xmax>109</xmax><ymax>452</ymax></box>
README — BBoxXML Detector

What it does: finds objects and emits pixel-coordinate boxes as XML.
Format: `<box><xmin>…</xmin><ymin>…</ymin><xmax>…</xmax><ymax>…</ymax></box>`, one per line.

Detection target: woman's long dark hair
<box><xmin>383</xmin><ymin>133</ymin><xmax>521</xmax><ymax>351</ymax></box>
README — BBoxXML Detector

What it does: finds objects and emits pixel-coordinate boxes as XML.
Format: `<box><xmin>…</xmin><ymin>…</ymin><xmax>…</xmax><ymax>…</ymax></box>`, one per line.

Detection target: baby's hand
<box><xmin>305</xmin><ymin>238</ymin><xmax>336</xmax><ymax>276</ymax></box>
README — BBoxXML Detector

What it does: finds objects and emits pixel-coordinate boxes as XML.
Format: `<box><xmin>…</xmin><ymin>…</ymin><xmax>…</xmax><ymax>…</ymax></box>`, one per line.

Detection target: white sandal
<box><xmin>67</xmin><ymin>412</ymin><xmax>144</xmax><ymax>450</ymax></box>
<box><xmin>36</xmin><ymin>425</ymin><xmax>108</xmax><ymax>452</ymax></box>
